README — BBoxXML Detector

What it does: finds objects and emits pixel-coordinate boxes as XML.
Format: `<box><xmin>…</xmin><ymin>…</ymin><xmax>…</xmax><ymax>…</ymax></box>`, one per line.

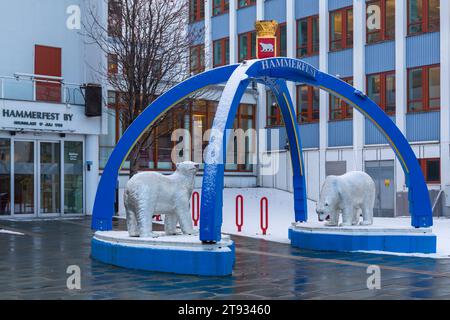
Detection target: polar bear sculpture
<box><xmin>124</xmin><ymin>161</ymin><xmax>199</xmax><ymax>237</ymax></box>
<box><xmin>316</xmin><ymin>171</ymin><xmax>376</xmax><ymax>226</ymax></box>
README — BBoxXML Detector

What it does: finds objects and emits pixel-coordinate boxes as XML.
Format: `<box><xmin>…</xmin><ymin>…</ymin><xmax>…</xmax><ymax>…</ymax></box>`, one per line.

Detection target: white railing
<box><xmin>0</xmin><ymin>73</ymin><xmax>85</xmax><ymax>105</ymax></box>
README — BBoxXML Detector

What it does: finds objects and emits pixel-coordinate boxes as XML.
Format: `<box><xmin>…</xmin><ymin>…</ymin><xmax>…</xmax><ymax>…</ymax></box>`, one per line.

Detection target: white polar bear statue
<box><xmin>124</xmin><ymin>161</ymin><xmax>199</xmax><ymax>237</ymax></box>
<box><xmin>316</xmin><ymin>171</ymin><xmax>376</xmax><ymax>226</ymax></box>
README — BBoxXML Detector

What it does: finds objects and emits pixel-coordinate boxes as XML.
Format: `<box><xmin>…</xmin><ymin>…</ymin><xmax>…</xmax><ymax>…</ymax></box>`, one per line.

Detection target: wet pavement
<box><xmin>1</xmin><ymin>217</ymin><xmax>450</xmax><ymax>300</ymax></box>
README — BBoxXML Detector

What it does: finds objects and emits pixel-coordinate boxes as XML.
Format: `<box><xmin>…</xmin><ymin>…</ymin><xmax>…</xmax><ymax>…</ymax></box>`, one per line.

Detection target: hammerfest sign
<box><xmin>255</xmin><ymin>20</ymin><xmax>278</xmax><ymax>59</ymax></box>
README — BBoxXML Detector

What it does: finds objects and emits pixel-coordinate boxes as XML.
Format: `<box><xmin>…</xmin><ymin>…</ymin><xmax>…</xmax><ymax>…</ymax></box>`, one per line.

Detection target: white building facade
<box><xmin>0</xmin><ymin>0</ymin><xmax>107</xmax><ymax>218</ymax></box>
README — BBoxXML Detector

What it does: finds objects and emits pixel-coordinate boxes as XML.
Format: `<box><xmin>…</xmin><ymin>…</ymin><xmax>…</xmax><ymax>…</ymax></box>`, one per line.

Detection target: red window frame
<box><xmin>329</xmin><ymin>77</ymin><xmax>353</xmax><ymax>121</ymax></box>
<box><xmin>266</xmin><ymin>91</ymin><xmax>283</xmax><ymax>127</ymax></box>
<box><xmin>238</xmin><ymin>31</ymin><xmax>256</xmax><ymax>62</ymax></box>
<box><xmin>296</xmin><ymin>15</ymin><xmax>319</xmax><ymax>58</ymax></box>
<box><xmin>189</xmin><ymin>45</ymin><xmax>205</xmax><ymax>74</ymax></box>
<box><xmin>296</xmin><ymin>85</ymin><xmax>319</xmax><ymax>123</ymax></box>
<box><xmin>189</xmin><ymin>0</ymin><xmax>205</xmax><ymax>23</ymax></box>
<box><xmin>407</xmin><ymin>0</ymin><xmax>440</xmax><ymax>35</ymax></box>
<box><xmin>238</xmin><ymin>0</ymin><xmax>256</xmax><ymax>9</ymax></box>
<box><xmin>419</xmin><ymin>158</ymin><xmax>441</xmax><ymax>183</ymax></box>
<box><xmin>329</xmin><ymin>6</ymin><xmax>353</xmax><ymax>52</ymax></box>
<box><xmin>276</xmin><ymin>23</ymin><xmax>287</xmax><ymax>57</ymax></box>
<box><xmin>407</xmin><ymin>64</ymin><xmax>440</xmax><ymax>113</ymax></box>
<box><xmin>366</xmin><ymin>71</ymin><xmax>396</xmax><ymax>115</ymax></box>
<box><xmin>212</xmin><ymin>0</ymin><xmax>229</xmax><ymax>16</ymax></box>
<box><xmin>213</xmin><ymin>37</ymin><xmax>229</xmax><ymax>67</ymax></box>
<box><xmin>366</xmin><ymin>0</ymin><xmax>395</xmax><ymax>44</ymax></box>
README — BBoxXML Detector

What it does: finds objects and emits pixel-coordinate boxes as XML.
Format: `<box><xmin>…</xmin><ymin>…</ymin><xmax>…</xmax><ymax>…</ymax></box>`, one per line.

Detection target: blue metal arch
<box><xmin>198</xmin><ymin>62</ymin><xmax>307</xmax><ymax>241</ymax></box>
<box><xmin>91</xmin><ymin>64</ymin><xmax>239</xmax><ymax>230</ymax></box>
<box><xmin>200</xmin><ymin>58</ymin><xmax>432</xmax><ymax>242</ymax></box>
<box><xmin>92</xmin><ymin>58</ymin><xmax>432</xmax><ymax>243</ymax></box>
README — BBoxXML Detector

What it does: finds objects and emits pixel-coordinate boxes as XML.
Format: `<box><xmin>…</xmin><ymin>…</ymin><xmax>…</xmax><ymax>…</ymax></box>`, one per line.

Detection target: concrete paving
<box><xmin>1</xmin><ymin>217</ymin><xmax>450</xmax><ymax>300</ymax></box>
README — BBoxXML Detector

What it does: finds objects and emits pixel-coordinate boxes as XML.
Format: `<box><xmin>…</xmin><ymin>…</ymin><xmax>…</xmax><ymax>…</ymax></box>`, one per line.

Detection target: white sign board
<box><xmin>0</xmin><ymin>99</ymin><xmax>102</xmax><ymax>135</ymax></box>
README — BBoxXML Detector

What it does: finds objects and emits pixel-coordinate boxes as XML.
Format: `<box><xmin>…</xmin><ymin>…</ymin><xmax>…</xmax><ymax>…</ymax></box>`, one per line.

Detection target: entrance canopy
<box><xmin>92</xmin><ymin>58</ymin><xmax>432</xmax><ymax>243</ymax></box>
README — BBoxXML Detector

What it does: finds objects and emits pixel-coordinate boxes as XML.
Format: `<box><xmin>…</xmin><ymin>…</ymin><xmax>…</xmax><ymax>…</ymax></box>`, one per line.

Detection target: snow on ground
<box><xmin>219</xmin><ymin>187</ymin><xmax>308</xmax><ymax>244</ymax></box>
<box><xmin>195</xmin><ymin>187</ymin><xmax>450</xmax><ymax>259</ymax></box>
<box><xmin>0</xmin><ymin>229</ymin><xmax>24</xmax><ymax>236</ymax></box>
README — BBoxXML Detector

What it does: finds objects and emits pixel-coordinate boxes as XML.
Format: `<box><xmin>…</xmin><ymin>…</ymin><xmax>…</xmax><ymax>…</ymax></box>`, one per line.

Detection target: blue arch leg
<box><xmin>199</xmin><ymin>67</ymin><xmax>252</xmax><ymax>242</ymax></box>
<box><xmin>264</xmin><ymin>79</ymin><xmax>307</xmax><ymax>222</ymax></box>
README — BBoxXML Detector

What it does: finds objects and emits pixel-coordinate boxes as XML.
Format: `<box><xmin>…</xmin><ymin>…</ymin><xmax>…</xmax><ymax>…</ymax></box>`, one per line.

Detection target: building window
<box><xmin>407</xmin><ymin>64</ymin><xmax>440</xmax><ymax>112</ymax></box>
<box><xmin>330</xmin><ymin>7</ymin><xmax>353</xmax><ymax>51</ymax></box>
<box><xmin>108</xmin><ymin>0</ymin><xmax>122</xmax><ymax>37</ymax></box>
<box><xmin>213</xmin><ymin>0</ymin><xmax>229</xmax><ymax>16</ymax></box>
<box><xmin>132</xmin><ymin>105</ymin><xmax>188</xmax><ymax>171</ymax></box>
<box><xmin>108</xmin><ymin>53</ymin><xmax>118</xmax><ymax>76</ymax></box>
<box><xmin>190</xmin><ymin>100</ymin><xmax>256</xmax><ymax>171</ymax></box>
<box><xmin>366</xmin><ymin>71</ymin><xmax>396</xmax><ymax>115</ymax></box>
<box><xmin>238</xmin><ymin>31</ymin><xmax>256</xmax><ymax>61</ymax></box>
<box><xmin>297</xmin><ymin>15</ymin><xmax>319</xmax><ymax>57</ymax></box>
<box><xmin>366</xmin><ymin>0</ymin><xmax>395</xmax><ymax>44</ymax></box>
<box><xmin>266</xmin><ymin>91</ymin><xmax>283</xmax><ymax>127</ymax></box>
<box><xmin>189</xmin><ymin>0</ymin><xmax>205</xmax><ymax>23</ymax></box>
<box><xmin>238</xmin><ymin>0</ymin><xmax>256</xmax><ymax>9</ymax></box>
<box><xmin>105</xmin><ymin>98</ymin><xmax>256</xmax><ymax>172</ymax></box>
<box><xmin>408</xmin><ymin>0</ymin><xmax>440</xmax><ymax>35</ymax></box>
<box><xmin>213</xmin><ymin>38</ymin><xmax>230</xmax><ymax>67</ymax></box>
<box><xmin>330</xmin><ymin>77</ymin><xmax>353</xmax><ymax>120</ymax></box>
<box><xmin>277</xmin><ymin>23</ymin><xmax>287</xmax><ymax>57</ymax></box>
<box><xmin>190</xmin><ymin>45</ymin><xmax>204</xmax><ymax>74</ymax></box>
<box><xmin>225</xmin><ymin>103</ymin><xmax>256</xmax><ymax>171</ymax></box>
<box><xmin>419</xmin><ymin>158</ymin><xmax>440</xmax><ymax>183</ymax></box>
<box><xmin>297</xmin><ymin>85</ymin><xmax>319</xmax><ymax>123</ymax></box>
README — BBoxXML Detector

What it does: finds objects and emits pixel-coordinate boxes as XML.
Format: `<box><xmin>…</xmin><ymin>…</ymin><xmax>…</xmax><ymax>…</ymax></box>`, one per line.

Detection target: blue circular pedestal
<box><xmin>289</xmin><ymin>222</ymin><xmax>436</xmax><ymax>254</ymax></box>
<box><xmin>91</xmin><ymin>231</ymin><xmax>235</xmax><ymax>276</ymax></box>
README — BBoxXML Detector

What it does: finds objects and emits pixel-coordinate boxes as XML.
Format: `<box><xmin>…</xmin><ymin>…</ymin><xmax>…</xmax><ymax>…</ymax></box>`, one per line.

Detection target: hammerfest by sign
<box><xmin>255</xmin><ymin>20</ymin><xmax>278</xmax><ymax>59</ymax></box>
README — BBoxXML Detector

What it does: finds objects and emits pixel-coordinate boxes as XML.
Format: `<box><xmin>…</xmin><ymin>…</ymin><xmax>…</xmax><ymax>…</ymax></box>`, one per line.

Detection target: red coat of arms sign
<box><xmin>255</xmin><ymin>20</ymin><xmax>278</xmax><ymax>59</ymax></box>
<box><xmin>257</xmin><ymin>37</ymin><xmax>276</xmax><ymax>59</ymax></box>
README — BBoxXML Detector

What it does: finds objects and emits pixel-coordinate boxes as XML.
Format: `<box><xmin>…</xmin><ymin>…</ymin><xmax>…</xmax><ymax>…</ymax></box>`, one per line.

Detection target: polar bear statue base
<box><xmin>316</xmin><ymin>171</ymin><xmax>376</xmax><ymax>227</ymax></box>
<box><xmin>124</xmin><ymin>161</ymin><xmax>199</xmax><ymax>237</ymax></box>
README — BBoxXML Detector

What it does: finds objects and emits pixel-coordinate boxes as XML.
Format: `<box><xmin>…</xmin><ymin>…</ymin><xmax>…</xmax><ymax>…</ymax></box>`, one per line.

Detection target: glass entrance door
<box><xmin>39</xmin><ymin>142</ymin><xmax>61</xmax><ymax>215</ymax></box>
<box><xmin>14</xmin><ymin>141</ymin><xmax>35</xmax><ymax>215</ymax></box>
<box><xmin>64</xmin><ymin>141</ymin><xmax>83</xmax><ymax>214</ymax></box>
<box><xmin>0</xmin><ymin>139</ymin><xmax>11</xmax><ymax>216</ymax></box>
<box><xmin>0</xmin><ymin>138</ymin><xmax>84</xmax><ymax>218</ymax></box>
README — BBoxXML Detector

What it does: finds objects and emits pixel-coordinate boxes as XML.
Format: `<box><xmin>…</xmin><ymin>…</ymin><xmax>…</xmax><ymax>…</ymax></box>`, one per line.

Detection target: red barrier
<box><xmin>235</xmin><ymin>195</ymin><xmax>244</xmax><ymax>232</ymax></box>
<box><xmin>192</xmin><ymin>191</ymin><xmax>200</xmax><ymax>226</ymax></box>
<box><xmin>260</xmin><ymin>197</ymin><xmax>268</xmax><ymax>235</ymax></box>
